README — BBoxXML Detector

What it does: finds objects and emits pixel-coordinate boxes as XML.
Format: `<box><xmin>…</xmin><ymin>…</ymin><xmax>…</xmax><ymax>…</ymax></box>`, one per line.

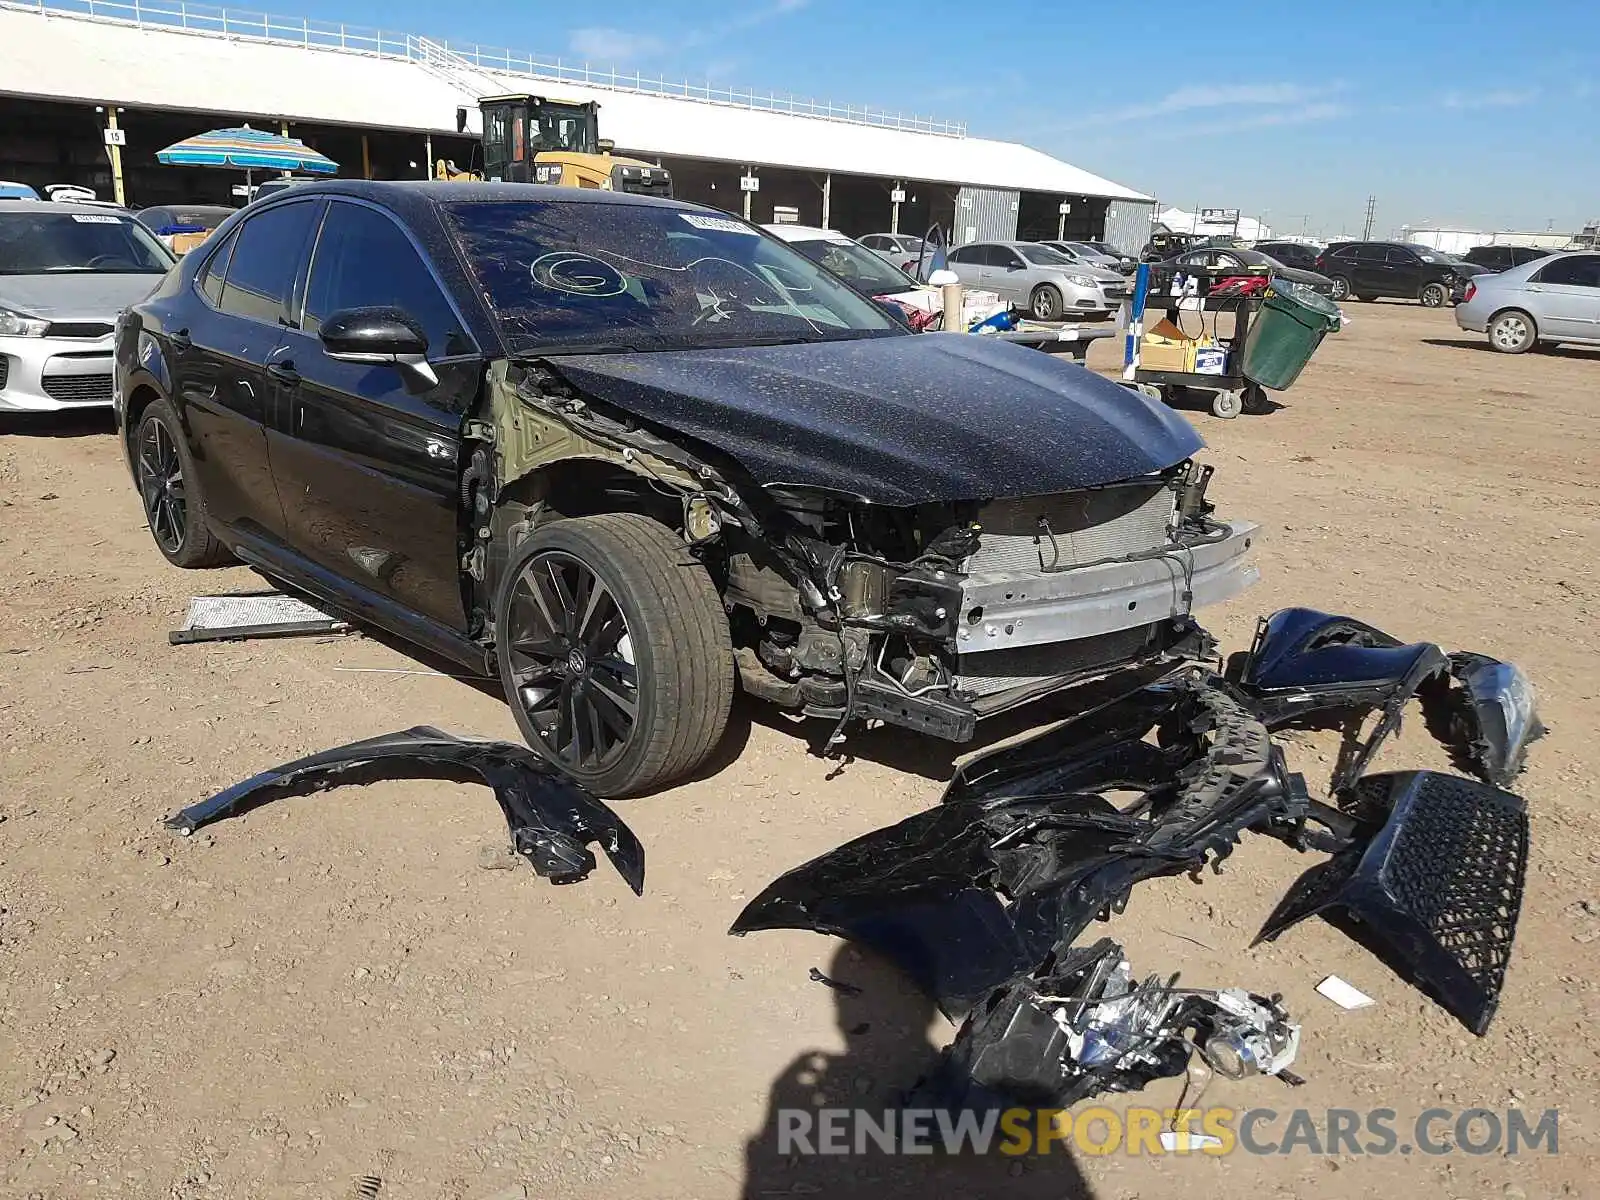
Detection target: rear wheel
<box><xmin>1420</xmin><ymin>281</ymin><xmax>1449</xmax><ymax>308</ymax></box>
<box><xmin>494</xmin><ymin>513</ymin><xmax>734</xmax><ymax>797</ymax></box>
<box><xmin>1488</xmin><ymin>310</ymin><xmax>1537</xmax><ymax>354</ymax></box>
<box><xmin>1328</xmin><ymin>275</ymin><xmax>1352</xmax><ymax>301</ymax></box>
<box><xmin>134</xmin><ymin>399</ymin><xmax>231</xmax><ymax>568</ymax></box>
<box><xmin>1029</xmin><ymin>284</ymin><xmax>1062</xmax><ymax>321</ymax></box>
<box><xmin>1210</xmin><ymin>390</ymin><xmax>1243</xmax><ymax>419</ymax></box>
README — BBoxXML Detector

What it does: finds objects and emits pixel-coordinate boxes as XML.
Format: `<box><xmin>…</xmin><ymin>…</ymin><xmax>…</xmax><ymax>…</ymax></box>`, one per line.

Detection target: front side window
<box><xmin>1017</xmin><ymin>245</ymin><xmax>1068</xmax><ymax>266</ymax></box>
<box><xmin>444</xmin><ymin>201</ymin><xmax>899</xmax><ymax>354</ymax></box>
<box><xmin>0</xmin><ymin>211</ymin><xmax>172</xmax><ymax>275</ymax></box>
<box><xmin>218</xmin><ymin>201</ymin><xmax>320</xmax><ymax>326</ymax></box>
<box><xmin>304</xmin><ymin>202</ymin><xmax>473</xmax><ymax>356</ymax></box>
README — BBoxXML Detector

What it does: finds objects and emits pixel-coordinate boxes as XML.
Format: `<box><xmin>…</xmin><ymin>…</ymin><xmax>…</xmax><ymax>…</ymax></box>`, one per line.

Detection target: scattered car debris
<box><xmin>169</xmin><ymin>591</ymin><xmax>350</xmax><ymax>645</ymax></box>
<box><xmin>1315</xmin><ymin>975</ymin><xmax>1375</xmax><ymax>1010</ymax></box>
<box><xmin>925</xmin><ymin>938</ymin><xmax>1302</xmax><ymax>1109</ymax></box>
<box><xmin>165</xmin><ymin>727</ymin><xmax>644</xmax><ymax>893</ymax></box>
<box><xmin>807</xmin><ymin>966</ymin><xmax>863</xmax><ymax>996</ymax></box>
<box><xmin>733</xmin><ymin>608</ymin><xmax>1538</xmax><ymax>1106</ymax></box>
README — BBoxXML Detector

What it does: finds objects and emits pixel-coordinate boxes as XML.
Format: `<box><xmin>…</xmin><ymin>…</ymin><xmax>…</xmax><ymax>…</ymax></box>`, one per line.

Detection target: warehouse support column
<box><xmin>890</xmin><ymin>180</ymin><xmax>903</xmax><ymax>234</ymax></box>
<box><xmin>424</xmin><ymin>134</ymin><xmax>433</xmax><ymax>179</ymax></box>
<box><xmin>1058</xmin><ymin>200</ymin><xmax>1071</xmax><ymax>240</ymax></box>
<box><xmin>821</xmin><ymin>173</ymin><xmax>831</xmax><ymax>230</ymax></box>
<box><xmin>742</xmin><ymin>165</ymin><xmax>753</xmax><ymax>221</ymax></box>
<box><xmin>280</xmin><ymin>120</ymin><xmax>290</xmax><ymax>137</ymax></box>
<box><xmin>362</xmin><ymin>135</ymin><xmax>372</xmax><ymax>181</ymax></box>
<box><xmin>105</xmin><ymin>107</ymin><xmax>125</xmax><ymax>208</ymax></box>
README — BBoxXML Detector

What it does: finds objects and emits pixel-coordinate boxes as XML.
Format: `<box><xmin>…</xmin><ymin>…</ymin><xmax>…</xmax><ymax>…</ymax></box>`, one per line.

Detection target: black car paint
<box><xmin>734</xmin><ymin>609</ymin><xmax>1540</xmax><ymax>1049</ymax></box>
<box><xmin>166</xmin><ymin>726</ymin><xmax>645</xmax><ymax>892</ymax></box>
<box><xmin>116</xmin><ymin>182</ymin><xmax>1195</xmax><ymax>679</ymax></box>
<box><xmin>1314</xmin><ymin>241</ymin><xmax>1482</xmax><ymax>301</ymax></box>
<box><xmin>550</xmin><ymin>334</ymin><xmax>1203</xmax><ymax>504</ymax></box>
<box><xmin>1253</xmin><ymin>242</ymin><xmax>1322</xmax><ymax>271</ymax></box>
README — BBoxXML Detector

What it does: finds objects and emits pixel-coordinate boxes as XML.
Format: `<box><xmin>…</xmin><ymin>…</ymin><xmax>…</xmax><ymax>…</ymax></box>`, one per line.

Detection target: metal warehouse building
<box><xmin>0</xmin><ymin>0</ymin><xmax>1156</xmax><ymax>249</ymax></box>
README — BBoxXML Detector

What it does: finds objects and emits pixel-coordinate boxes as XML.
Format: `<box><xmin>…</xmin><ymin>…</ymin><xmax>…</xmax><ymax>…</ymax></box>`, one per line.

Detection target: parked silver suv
<box><xmin>1454</xmin><ymin>251</ymin><xmax>1600</xmax><ymax>353</ymax></box>
<box><xmin>945</xmin><ymin>240</ymin><xmax>1128</xmax><ymax>320</ymax></box>
<box><xmin>0</xmin><ymin>200</ymin><xmax>174</xmax><ymax>411</ymax></box>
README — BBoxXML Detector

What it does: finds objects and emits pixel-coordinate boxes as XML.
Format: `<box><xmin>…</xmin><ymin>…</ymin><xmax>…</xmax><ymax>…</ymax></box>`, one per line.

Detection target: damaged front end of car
<box><xmin>471</xmin><ymin>349</ymin><xmax>1260</xmax><ymax>751</ymax></box>
<box><xmin>734</xmin><ymin>610</ymin><xmax>1539</xmax><ymax>1107</ymax></box>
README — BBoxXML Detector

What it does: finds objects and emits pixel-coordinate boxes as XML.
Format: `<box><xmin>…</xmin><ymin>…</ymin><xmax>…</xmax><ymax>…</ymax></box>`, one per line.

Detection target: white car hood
<box><xmin>880</xmin><ymin>285</ymin><xmax>1008</xmax><ymax>325</ymax></box>
<box><xmin>0</xmin><ymin>272</ymin><xmax>165</xmax><ymax>321</ymax></box>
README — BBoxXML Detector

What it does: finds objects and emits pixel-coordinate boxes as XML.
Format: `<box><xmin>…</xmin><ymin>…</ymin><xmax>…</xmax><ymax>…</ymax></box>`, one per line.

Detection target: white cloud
<box><xmin>568</xmin><ymin>27</ymin><xmax>670</xmax><ymax>62</ymax></box>
<box><xmin>1095</xmin><ymin>83</ymin><xmax>1338</xmax><ymax>124</ymax></box>
<box><xmin>568</xmin><ymin>0</ymin><xmax>809</xmax><ymax>65</ymax></box>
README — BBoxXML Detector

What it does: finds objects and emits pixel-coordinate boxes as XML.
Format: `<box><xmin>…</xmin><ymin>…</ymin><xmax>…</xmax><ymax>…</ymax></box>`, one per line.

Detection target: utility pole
<box><xmin>1361</xmin><ymin>195</ymin><xmax>1377</xmax><ymax>240</ymax></box>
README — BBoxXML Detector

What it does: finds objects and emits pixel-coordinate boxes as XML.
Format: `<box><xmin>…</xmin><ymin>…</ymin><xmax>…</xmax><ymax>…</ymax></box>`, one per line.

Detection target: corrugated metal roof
<box><xmin>0</xmin><ymin>5</ymin><xmax>1151</xmax><ymax>201</ymax></box>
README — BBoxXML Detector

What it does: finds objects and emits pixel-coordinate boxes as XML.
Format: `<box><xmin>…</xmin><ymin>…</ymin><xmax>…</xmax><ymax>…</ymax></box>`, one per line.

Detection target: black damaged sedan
<box><xmin>115</xmin><ymin>182</ymin><xmax>1261</xmax><ymax>795</ymax></box>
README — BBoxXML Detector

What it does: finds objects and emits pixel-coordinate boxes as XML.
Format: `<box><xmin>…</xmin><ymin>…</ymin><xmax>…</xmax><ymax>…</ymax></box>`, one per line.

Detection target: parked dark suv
<box><xmin>1314</xmin><ymin>241</ymin><xmax>1485</xmax><ymax>306</ymax></box>
<box><xmin>1462</xmin><ymin>244</ymin><xmax>1554</xmax><ymax>273</ymax></box>
<box><xmin>1252</xmin><ymin>241</ymin><xmax>1321</xmax><ymax>271</ymax></box>
<box><xmin>113</xmin><ymin>181</ymin><xmax>1260</xmax><ymax>795</ymax></box>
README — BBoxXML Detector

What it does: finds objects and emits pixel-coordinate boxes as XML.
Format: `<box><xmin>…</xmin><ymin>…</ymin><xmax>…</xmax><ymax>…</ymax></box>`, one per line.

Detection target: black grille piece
<box><xmin>45</xmin><ymin>321</ymin><xmax>114</xmax><ymax>339</ymax></box>
<box><xmin>0</xmin><ymin>355</ymin><xmax>9</xmax><ymax>391</ymax></box>
<box><xmin>1256</xmin><ymin>770</ymin><xmax>1528</xmax><ymax>1034</ymax></box>
<box><xmin>41</xmin><ymin>373</ymin><xmax>114</xmax><ymax>404</ymax></box>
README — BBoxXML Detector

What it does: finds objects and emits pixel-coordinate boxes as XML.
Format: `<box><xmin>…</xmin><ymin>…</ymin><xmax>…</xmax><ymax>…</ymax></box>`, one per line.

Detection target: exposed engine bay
<box><xmin>732</xmin><ymin>611</ymin><xmax>1541</xmax><ymax>1107</ymax></box>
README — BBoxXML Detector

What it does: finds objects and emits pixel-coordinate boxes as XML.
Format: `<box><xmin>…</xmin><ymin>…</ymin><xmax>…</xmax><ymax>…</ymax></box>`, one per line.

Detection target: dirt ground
<box><xmin>2</xmin><ymin>303</ymin><xmax>1596</xmax><ymax>1200</ymax></box>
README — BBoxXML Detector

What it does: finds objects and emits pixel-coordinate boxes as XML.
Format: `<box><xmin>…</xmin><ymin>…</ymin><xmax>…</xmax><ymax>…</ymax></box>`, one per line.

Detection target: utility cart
<box><xmin>1121</xmin><ymin>262</ymin><xmax>1341</xmax><ymax>418</ymax></box>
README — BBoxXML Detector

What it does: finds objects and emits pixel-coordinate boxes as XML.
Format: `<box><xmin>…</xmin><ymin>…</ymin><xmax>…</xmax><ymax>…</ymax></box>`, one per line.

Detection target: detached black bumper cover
<box><xmin>166</xmin><ymin>727</ymin><xmax>645</xmax><ymax>893</ymax></box>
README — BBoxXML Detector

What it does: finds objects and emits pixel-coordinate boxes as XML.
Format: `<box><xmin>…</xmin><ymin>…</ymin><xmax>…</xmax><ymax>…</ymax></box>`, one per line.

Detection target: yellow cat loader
<box><xmin>435</xmin><ymin>94</ymin><xmax>672</xmax><ymax>197</ymax></box>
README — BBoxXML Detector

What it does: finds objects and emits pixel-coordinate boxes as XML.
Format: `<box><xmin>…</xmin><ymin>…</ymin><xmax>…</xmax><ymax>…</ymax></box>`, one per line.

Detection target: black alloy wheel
<box><xmin>503</xmin><ymin>549</ymin><xmax>640</xmax><ymax>777</ymax></box>
<box><xmin>1420</xmin><ymin>281</ymin><xmax>1449</xmax><ymax>308</ymax></box>
<box><xmin>137</xmin><ymin>415</ymin><xmax>186</xmax><ymax>555</ymax></box>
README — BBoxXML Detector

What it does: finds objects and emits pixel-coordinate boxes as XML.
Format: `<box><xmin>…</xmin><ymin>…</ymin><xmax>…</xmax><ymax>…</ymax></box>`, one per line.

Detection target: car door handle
<box><xmin>266</xmin><ymin>361</ymin><xmax>301</xmax><ymax>387</ymax></box>
<box><xmin>169</xmin><ymin>328</ymin><xmax>192</xmax><ymax>349</ymax></box>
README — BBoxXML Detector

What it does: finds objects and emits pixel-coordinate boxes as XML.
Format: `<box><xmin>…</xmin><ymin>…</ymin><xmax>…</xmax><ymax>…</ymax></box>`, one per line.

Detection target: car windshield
<box><xmin>0</xmin><ymin>211</ymin><xmax>173</xmax><ymax>275</ymax></box>
<box><xmin>790</xmin><ymin>237</ymin><xmax>919</xmax><ymax>296</ymax></box>
<box><xmin>1084</xmin><ymin>242</ymin><xmax>1119</xmax><ymax>257</ymax></box>
<box><xmin>445</xmin><ymin>201</ymin><xmax>902</xmax><ymax>353</ymax></box>
<box><xmin>1018</xmin><ymin>244</ymin><xmax>1072</xmax><ymax>266</ymax></box>
<box><xmin>138</xmin><ymin>206</ymin><xmax>234</xmax><ymax>233</ymax></box>
<box><xmin>1407</xmin><ymin>244</ymin><xmax>1458</xmax><ymax>263</ymax></box>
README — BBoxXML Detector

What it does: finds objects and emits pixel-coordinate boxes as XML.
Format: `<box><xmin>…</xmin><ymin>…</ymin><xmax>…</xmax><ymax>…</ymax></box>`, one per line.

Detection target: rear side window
<box><xmin>303</xmin><ymin>202</ymin><xmax>472</xmax><ymax>356</ymax></box>
<box><xmin>1536</xmin><ymin>255</ymin><xmax>1600</xmax><ymax>288</ymax></box>
<box><xmin>948</xmin><ymin>245</ymin><xmax>978</xmax><ymax>264</ymax></box>
<box><xmin>219</xmin><ymin>201</ymin><xmax>320</xmax><ymax>325</ymax></box>
<box><xmin>197</xmin><ymin>226</ymin><xmax>238</xmax><ymax>307</ymax></box>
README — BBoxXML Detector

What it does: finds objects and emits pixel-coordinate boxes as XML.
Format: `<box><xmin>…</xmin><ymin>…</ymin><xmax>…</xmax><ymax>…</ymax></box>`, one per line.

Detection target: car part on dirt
<box><xmin>165</xmin><ymin>727</ymin><xmax>645</xmax><ymax>893</ymax></box>
<box><xmin>732</xmin><ymin>671</ymin><xmax>1308</xmax><ymax>1015</ymax></box>
<box><xmin>1231</xmin><ymin>608</ymin><xmax>1543</xmax><ymax>793</ymax></box>
<box><xmin>168</xmin><ymin>591</ymin><xmax>350</xmax><ymax>645</ymax></box>
<box><xmin>1257</xmin><ymin>770</ymin><xmax>1528</xmax><ymax>1035</ymax></box>
<box><xmin>928</xmin><ymin>938</ymin><xmax>1301</xmax><ymax>1108</ymax></box>
<box><xmin>734</xmin><ymin>610</ymin><xmax>1541</xmax><ymax>1104</ymax></box>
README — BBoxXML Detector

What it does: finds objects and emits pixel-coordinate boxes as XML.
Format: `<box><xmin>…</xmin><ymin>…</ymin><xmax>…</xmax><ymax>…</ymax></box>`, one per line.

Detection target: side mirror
<box><xmin>872</xmin><ymin>297</ymin><xmax>914</xmax><ymax>328</ymax></box>
<box><xmin>597</xmin><ymin>138</ymin><xmax>616</xmax><ymax>154</ymax></box>
<box><xmin>928</xmin><ymin>268</ymin><xmax>960</xmax><ymax>287</ymax></box>
<box><xmin>319</xmin><ymin>306</ymin><xmax>438</xmax><ymax>391</ymax></box>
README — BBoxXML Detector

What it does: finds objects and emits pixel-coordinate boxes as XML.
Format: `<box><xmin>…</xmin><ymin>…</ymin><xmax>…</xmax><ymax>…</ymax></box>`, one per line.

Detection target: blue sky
<box><xmin>334</xmin><ymin>0</ymin><xmax>1593</xmax><ymax>236</ymax></box>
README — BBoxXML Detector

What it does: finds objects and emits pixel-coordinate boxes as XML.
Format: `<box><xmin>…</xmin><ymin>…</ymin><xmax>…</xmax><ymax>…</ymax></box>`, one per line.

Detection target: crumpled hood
<box><xmin>547</xmin><ymin>333</ymin><xmax>1203</xmax><ymax>504</ymax></box>
<box><xmin>0</xmin><ymin>272</ymin><xmax>165</xmax><ymax>321</ymax></box>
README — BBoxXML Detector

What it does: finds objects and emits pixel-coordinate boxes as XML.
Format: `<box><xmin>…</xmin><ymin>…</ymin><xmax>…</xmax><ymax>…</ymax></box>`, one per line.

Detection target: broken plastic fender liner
<box><xmin>165</xmin><ymin>726</ymin><xmax>645</xmax><ymax>894</ymax></box>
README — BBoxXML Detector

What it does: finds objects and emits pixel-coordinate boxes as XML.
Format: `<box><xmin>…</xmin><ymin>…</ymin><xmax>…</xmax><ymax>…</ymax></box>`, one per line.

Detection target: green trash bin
<box><xmin>1241</xmin><ymin>279</ymin><xmax>1342</xmax><ymax>390</ymax></box>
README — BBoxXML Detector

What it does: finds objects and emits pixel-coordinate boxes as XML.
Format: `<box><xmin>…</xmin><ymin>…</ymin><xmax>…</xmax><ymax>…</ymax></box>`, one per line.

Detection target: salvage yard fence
<box><xmin>4</xmin><ymin>0</ymin><xmax>969</xmax><ymax>136</ymax></box>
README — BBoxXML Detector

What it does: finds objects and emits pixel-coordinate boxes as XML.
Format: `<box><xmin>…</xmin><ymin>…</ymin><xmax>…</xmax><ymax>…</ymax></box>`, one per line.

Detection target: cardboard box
<box><xmin>1140</xmin><ymin>317</ymin><xmax>1196</xmax><ymax>372</ymax></box>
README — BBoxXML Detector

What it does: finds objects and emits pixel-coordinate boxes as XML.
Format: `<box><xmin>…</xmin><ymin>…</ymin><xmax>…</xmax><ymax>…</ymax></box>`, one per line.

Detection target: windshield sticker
<box><xmin>529</xmin><ymin>252</ymin><xmax>629</xmax><ymax>297</ymax></box>
<box><xmin>71</xmin><ymin>214</ymin><xmax>124</xmax><ymax>224</ymax></box>
<box><xmin>680</xmin><ymin>214</ymin><xmax>757</xmax><ymax>235</ymax></box>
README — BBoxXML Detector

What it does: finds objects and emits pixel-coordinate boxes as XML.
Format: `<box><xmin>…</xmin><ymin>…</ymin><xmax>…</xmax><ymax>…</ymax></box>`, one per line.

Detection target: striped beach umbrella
<box><xmin>156</xmin><ymin>125</ymin><xmax>337</xmax><ymax>175</ymax></box>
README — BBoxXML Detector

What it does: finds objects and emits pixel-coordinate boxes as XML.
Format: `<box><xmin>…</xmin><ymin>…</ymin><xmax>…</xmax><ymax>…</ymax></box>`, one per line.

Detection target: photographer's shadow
<box><xmin>742</xmin><ymin>945</ymin><xmax>1096</xmax><ymax>1200</ymax></box>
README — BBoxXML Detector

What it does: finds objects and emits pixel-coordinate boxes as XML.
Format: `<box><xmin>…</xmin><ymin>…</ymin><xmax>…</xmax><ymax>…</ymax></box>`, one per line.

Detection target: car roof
<box><xmin>0</xmin><ymin>199</ymin><xmax>139</xmax><ymax>216</ymax></box>
<box><xmin>279</xmin><ymin>178</ymin><xmax>699</xmax><ymax>213</ymax></box>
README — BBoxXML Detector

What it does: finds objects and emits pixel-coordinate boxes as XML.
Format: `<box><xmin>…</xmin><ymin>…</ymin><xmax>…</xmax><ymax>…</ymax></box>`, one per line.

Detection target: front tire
<box><xmin>134</xmin><ymin>399</ymin><xmax>231</xmax><ymax>568</ymax></box>
<box><xmin>1420</xmin><ymin>281</ymin><xmax>1449</xmax><ymax>308</ymax></box>
<box><xmin>1488</xmin><ymin>310</ymin><xmax>1537</xmax><ymax>354</ymax></box>
<box><xmin>1328</xmin><ymin>275</ymin><xmax>1352</xmax><ymax>301</ymax></box>
<box><xmin>1029</xmin><ymin>284</ymin><xmax>1062</xmax><ymax>321</ymax></box>
<box><xmin>494</xmin><ymin>513</ymin><xmax>734</xmax><ymax>797</ymax></box>
<box><xmin>1210</xmin><ymin>390</ymin><xmax>1243</xmax><ymax>419</ymax></box>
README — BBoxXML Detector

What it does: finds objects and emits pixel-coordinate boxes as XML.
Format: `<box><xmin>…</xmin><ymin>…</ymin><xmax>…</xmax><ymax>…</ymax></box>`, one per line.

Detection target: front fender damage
<box><xmin>733</xmin><ymin>608</ymin><xmax>1541</xmax><ymax>1107</ymax></box>
<box><xmin>166</xmin><ymin>727</ymin><xmax>644</xmax><ymax>894</ymax></box>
